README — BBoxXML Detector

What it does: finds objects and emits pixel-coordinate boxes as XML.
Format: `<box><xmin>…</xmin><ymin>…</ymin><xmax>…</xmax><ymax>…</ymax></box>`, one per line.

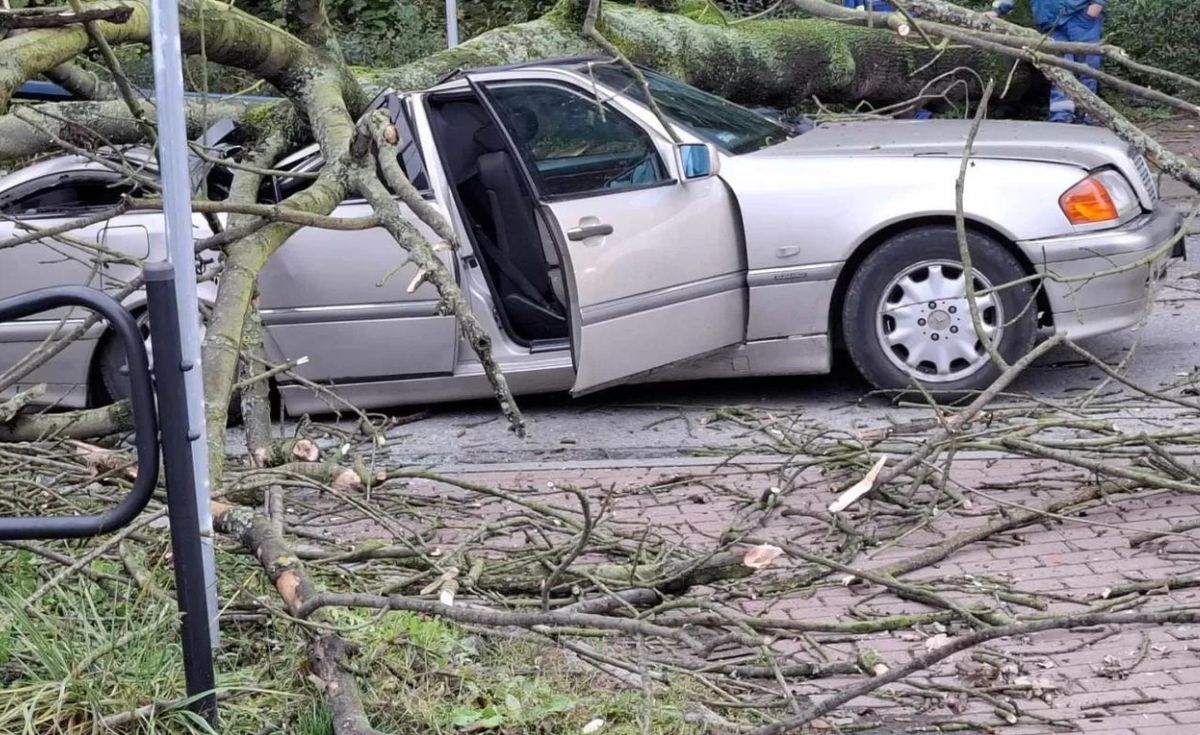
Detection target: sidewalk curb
<box><xmin>423</xmin><ymin>449</ymin><xmax>1023</xmax><ymax>475</ymax></box>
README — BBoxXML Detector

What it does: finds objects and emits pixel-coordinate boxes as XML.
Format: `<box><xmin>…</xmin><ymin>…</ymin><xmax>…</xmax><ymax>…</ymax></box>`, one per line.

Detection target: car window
<box><xmin>487</xmin><ymin>82</ymin><xmax>667</xmax><ymax>199</ymax></box>
<box><xmin>265</xmin><ymin>148</ymin><xmax>323</xmax><ymax>203</ymax></box>
<box><xmin>587</xmin><ymin>63</ymin><xmax>792</xmax><ymax>155</ymax></box>
<box><xmin>0</xmin><ymin>176</ymin><xmax>141</xmax><ymax>217</ymax></box>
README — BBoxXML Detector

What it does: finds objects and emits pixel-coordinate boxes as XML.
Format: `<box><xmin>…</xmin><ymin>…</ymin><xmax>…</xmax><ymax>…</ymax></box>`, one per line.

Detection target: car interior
<box><xmin>426</xmin><ymin>91</ymin><xmax>569</xmax><ymax>346</ymax></box>
<box><xmin>0</xmin><ymin>119</ymin><xmax>239</xmax><ymax>218</ymax></box>
<box><xmin>0</xmin><ymin>163</ymin><xmax>231</xmax><ymax>218</ymax></box>
<box><xmin>0</xmin><ymin>174</ymin><xmax>143</xmax><ymax>216</ymax></box>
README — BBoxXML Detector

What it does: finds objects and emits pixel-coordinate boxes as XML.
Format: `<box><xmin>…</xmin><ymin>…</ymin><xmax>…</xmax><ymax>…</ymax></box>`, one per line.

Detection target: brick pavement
<box><xmin>301</xmin><ymin>455</ymin><xmax>1200</xmax><ymax>733</ymax></box>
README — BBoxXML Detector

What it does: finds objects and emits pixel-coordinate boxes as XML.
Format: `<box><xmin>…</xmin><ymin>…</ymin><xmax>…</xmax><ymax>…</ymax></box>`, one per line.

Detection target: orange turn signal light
<box><xmin>1059</xmin><ymin>177</ymin><xmax>1119</xmax><ymax>225</ymax></box>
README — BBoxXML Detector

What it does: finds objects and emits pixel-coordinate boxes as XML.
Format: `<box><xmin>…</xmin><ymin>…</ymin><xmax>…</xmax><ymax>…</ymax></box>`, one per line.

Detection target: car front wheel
<box><xmin>842</xmin><ymin>225</ymin><xmax>1037</xmax><ymax>398</ymax></box>
<box><xmin>94</xmin><ymin>310</ymin><xmax>243</xmax><ymax>421</ymax></box>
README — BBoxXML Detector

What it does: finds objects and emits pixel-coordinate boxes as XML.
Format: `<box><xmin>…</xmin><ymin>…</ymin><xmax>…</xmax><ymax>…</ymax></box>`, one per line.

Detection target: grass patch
<box><xmin>0</xmin><ymin>542</ymin><xmax>720</xmax><ymax>735</ymax></box>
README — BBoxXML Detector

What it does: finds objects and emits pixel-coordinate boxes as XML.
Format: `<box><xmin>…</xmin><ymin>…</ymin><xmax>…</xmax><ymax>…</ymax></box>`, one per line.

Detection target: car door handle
<box><xmin>567</xmin><ymin>223</ymin><xmax>614</xmax><ymax>241</ymax></box>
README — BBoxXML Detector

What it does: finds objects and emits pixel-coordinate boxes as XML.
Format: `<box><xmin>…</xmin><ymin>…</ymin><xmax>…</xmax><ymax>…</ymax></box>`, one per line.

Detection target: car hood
<box><xmin>756</xmin><ymin>119</ymin><xmax>1130</xmax><ymax>167</ymax></box>
<box><xmin>735</xmin><ymin>119</ymin><xmax>1155</xmax><ymax>206</ymax></box>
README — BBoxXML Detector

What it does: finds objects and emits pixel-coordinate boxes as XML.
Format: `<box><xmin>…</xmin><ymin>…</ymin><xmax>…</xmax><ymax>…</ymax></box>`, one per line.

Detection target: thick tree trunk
<box><xmin>370</xmin><ymin>1</ymin><xmax>1037</xmax><ymax>109</ymax></box>
<box><xmin>0</xmin><ymin>400</ymin><xmax>133</xmax><ymax>442</ymax></box>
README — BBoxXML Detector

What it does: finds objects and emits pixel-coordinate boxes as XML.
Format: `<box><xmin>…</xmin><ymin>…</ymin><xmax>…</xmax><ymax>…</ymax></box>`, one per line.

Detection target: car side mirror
<box><xmin>677</xmin><ymin>142</ymin><xmax>720</xmax><ymax>181</ymax></box>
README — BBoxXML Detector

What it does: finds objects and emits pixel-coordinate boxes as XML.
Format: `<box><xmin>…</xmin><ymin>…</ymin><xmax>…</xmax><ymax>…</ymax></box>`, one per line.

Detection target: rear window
<box><xmin>0</xmin><ymin>176</ymin><xmax>141</xmax><ymax>217</ymax></box>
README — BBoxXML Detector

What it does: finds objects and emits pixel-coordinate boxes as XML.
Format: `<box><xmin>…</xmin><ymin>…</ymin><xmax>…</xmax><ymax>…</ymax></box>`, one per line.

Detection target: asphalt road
<box><xmin>357</xmin><ymin>234</ymin><xmax>1200</xmax><ymax>466</ymax></box>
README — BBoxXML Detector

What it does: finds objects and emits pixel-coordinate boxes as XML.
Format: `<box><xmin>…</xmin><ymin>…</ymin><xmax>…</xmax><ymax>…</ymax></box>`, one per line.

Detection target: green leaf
<box><xmin>478</xmin><ymin>714</ymin><xmax>504</xmax><ymax>728</ymax></box>
<box><xmin>543</xmin><ymin>694</ymin><xmax>575</xmax><ymax>713</ymax></box>
<box><xmin>504</xmin><ymin>693</ymin><xmax>522</xmax><ymax>717</ymax></box>
<box><xmin>449</xmin><ymin>707</ymin><xmax>485</xmax><ymax>727</ymax></box>
<box><xmin>529</xmin><ymin>693</ymin><xmax>576</xmax><ymax>719</ymax></box>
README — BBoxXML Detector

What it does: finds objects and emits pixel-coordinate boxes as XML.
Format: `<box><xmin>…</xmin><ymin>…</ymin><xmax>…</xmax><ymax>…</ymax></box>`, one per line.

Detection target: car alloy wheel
<box><xmin>875</xmin><ymin>259</ymin><xmax>1002</xmax><ymax>384</ymax></box>
<box><xmin>841</xmin><ymin>224</ymin><xmax>1037</xmax><ymax>397</ymax></box>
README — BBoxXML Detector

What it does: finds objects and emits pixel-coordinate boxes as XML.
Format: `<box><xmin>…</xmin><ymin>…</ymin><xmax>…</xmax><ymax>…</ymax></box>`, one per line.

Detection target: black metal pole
<box><xmin>144</xmin><ymin>261</ymin><xmax>218</xmax><ymax>725</ymax></box>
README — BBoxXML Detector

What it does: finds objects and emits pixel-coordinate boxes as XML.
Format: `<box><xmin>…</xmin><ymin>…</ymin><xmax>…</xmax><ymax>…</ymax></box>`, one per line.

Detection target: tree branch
<box><xmin>0</xmin><ymin>5</ymin><xmax>133</xmax><ymax>30</ymax></box>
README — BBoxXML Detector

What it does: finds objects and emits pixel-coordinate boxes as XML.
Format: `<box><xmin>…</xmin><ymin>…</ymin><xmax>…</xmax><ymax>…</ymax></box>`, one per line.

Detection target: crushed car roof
<box><xmin>0</xmin><ymin>118</ymin><xmax>238</xmax><ymax>194</ymax></box>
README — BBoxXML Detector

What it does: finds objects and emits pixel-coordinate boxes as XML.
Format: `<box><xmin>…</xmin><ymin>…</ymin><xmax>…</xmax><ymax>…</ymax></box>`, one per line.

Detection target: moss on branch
<box><xmin>368</xmin><ymin>0</ymin><xmax>1037</xmax><ymax>110</ymax></box>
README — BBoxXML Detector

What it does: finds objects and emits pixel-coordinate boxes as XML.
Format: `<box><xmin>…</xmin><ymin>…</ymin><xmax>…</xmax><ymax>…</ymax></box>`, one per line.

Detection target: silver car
<box><xmin>0</xmin><ymin>56</ymin><xmax>1183</xmax><ymax>413</ymax></box>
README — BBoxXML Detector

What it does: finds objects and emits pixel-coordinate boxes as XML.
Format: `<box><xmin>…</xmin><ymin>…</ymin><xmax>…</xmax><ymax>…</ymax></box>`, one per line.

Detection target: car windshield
<box><xmin>586</xmin><ymin>63</ymin><xmax>792</xmax><ymax>155</ymax></box>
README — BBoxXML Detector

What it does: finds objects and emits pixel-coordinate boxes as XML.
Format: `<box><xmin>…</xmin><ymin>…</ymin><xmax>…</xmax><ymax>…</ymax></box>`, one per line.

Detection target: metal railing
<box><xmin>0</xmin><ymin>286</ymin><xmax>159</xmax><ymax>539</ymax></box>
<box><xmin>0</xmin><ymin>263</ymin><xmax>217</xmax><ymax>725</ymax></box>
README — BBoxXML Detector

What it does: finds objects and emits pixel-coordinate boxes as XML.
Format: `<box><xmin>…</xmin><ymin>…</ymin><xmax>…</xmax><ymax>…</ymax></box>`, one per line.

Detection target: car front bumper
<box><xmin>1016</xmin><ymin>205</ymin><xmax>1185</xmax><ymax>341</ymax></box>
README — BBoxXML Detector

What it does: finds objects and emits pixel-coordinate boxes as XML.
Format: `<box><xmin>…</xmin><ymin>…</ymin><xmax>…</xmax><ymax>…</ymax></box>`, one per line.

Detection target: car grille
<box><xmin>1133</xmin><ymin>153</ymin><xmax>1158</xmax><ymax>201</ymax></box>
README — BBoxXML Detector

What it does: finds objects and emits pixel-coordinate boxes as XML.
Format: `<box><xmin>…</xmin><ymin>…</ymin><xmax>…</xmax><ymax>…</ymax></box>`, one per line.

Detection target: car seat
<box><xmin>471</xmin><ymin>117</ymin><xmax>566</xmax><ymax>340</ymax></box>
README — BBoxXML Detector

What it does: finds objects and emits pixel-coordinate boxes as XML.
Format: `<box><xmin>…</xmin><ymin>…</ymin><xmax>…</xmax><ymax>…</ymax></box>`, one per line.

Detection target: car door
<box><xmin>0</xmin><ymin>172</ymin><xmax>151</xmax><ymax>311</ymax></box>
<box><xmin>476</xmin><ymin>76</ymin><xmax>746</xmax><ymax>392</ymax></box>
<box><xmin>257</xmin><ymin>98</ymin><xmax>459</xmax><ymax>384</ymax></box>
<box><xmin>0</xmin><ymin>170</ymin><xmax>155</xmax><ymax>402</ymax></box>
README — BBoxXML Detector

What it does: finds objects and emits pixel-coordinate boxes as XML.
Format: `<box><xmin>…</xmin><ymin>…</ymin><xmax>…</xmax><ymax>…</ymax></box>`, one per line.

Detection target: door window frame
<box><xmin>471</xmin><ymin>77</ymin><xmax>678</xmax><ymax>204</ymax></box>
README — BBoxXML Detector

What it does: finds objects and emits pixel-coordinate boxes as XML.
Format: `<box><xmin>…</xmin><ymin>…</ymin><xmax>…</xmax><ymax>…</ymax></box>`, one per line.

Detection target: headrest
<box><xmin>472</xmin><ymin>107</ymin><xmax>539</xmax><ymax>152</ymax></box>
<box><xmin>474</xmin><ymin>124</ymin><xmax>506</xmax><ymax>152</ymax></box>
<box><xmin>508</xmin><ymin>107</ymin><xmax>539</xmax><ymax>143</ymax></box>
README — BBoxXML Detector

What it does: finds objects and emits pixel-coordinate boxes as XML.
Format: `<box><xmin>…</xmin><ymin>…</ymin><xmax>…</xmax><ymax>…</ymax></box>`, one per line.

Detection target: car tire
<box><xmin>841</xmin><ymin>225</ymin><xmax>1037</xmax><ymax>399</ymax></box>
<box><xmin>94</xmin><ymin>310</ymin><xmax>243</xmax><ymax>423</ymax></box>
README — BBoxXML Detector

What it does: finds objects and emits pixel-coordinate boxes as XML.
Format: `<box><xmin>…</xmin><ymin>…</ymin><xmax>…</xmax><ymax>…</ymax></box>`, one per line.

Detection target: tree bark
<box><xmin>308</xmin><ymin>636</ymin><xmax>387</xmax><ymax>735</ymax></box>
<box><xmin>0</xmin><ymin>400</ymin><xmax>133</xmax><ymax>441</ymax></box>
<box><xmin>369</xmin><ymin>0</ymin><xmax>1036</xmax><ymax>109</ymax></box>
<box><xmin>0</xmin><ymin>5</ymin><xmax>133</xmax><ymax>30</ymax></box>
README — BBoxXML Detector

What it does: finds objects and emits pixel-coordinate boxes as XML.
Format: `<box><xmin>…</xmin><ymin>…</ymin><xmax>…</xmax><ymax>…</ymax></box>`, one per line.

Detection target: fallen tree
<box><xmin>1</xmin><ymin>0</ymin><xmax>1194</xmax><ymax>477</ymax></box>
<box><xmin>0</xmin><ymin>0</ymin><xmax>1043</xmax><ymax>161</ymax></box>
<box><xmin>3</xmin><ymin>0</ymin><xmax>1200</xmax><ymax>732</ymax></box>
<box><xmin>3</xmin><ymin>0</ymin><xmax>1197</xmax><ymax>471</ymax></box>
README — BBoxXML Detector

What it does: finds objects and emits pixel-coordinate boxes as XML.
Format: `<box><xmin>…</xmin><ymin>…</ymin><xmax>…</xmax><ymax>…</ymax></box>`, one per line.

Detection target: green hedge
<box><xmin>1106</xmin><ymin>0</ymin><xmax>1200</xmax><ymax>84</ymax></box>
<box><xmin>329</xmin><ymin>0</ymin><xmax>557</xmax><ymax>68</ymax></box>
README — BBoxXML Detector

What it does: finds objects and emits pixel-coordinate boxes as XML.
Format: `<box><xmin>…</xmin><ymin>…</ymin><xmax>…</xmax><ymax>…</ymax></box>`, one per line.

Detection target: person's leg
<box><xmin>1047</xmin><ymin>26</ymin><xmax>1076</xmax><ymax>123</ymax></box>
<box><xmin>1068</xmin><ymin>10</ymin><xmax>1104</xmax><ymax>123</ymax></box>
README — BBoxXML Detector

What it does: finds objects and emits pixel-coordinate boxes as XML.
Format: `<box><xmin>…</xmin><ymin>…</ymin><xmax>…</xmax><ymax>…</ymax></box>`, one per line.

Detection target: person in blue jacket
<box><xmin>988</xmin><ymin>0</ymin><xmax>1106</xmax><ymax>124</ymax></box>
<box><xmin>842</xmin><ymin>0</ymin><xmax>898</xmax><ymax>11</ymax></box>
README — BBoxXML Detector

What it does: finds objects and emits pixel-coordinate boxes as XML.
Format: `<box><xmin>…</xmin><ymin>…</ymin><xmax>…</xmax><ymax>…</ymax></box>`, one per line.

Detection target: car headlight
<box><xmin>1059</xmin><ymin>169</ymin><xmax>1139</xmax><ymax>227</ymax></box>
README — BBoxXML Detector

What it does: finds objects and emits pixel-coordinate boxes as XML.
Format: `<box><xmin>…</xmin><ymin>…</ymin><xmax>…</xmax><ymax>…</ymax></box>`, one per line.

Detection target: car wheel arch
<box><xmin>86</xmin><ymin>298</ymin><xmax>234</xmax><ymax>408</ymax></box>
<box><xmin>828</xmin><ymin>216</ymin><xmax>1053</xmax><ymax>350</ymax></box>
<box><xmin>87</xmin><ymin>303</ymin><xmax>145</xmax><ymax>407</ymax></box>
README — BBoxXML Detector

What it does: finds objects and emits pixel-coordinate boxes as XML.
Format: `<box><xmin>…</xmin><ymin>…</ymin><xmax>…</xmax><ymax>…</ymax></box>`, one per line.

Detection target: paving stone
<box><xmin>345</xmin><ymin>456</ymin><xmax>1200</xmax><ymax>733</ymax></box>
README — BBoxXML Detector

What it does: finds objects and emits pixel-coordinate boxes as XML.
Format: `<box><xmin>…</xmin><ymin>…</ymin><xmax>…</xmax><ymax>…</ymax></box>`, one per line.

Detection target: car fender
<box><xmin>720</xmin><ymin>154</ymin><xmax>1089</xmax><ymax>274</ymax></box>
<box><xmin>719</xmin><ymin>154</ymin><xmax>1088</xmax><ymax>341</ymax></box>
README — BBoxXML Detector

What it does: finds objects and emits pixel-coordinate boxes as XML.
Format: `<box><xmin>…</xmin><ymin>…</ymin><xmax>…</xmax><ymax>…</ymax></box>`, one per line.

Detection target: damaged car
<box><xmin>0</xmin><ymin>56</ymin><xmax>1183</xmax><ymax>413</ymax></box>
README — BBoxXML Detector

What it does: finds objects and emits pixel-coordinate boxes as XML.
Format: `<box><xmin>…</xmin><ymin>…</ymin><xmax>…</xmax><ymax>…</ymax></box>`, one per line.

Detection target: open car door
<box><xmin>475</xmin><ymin>75</ymin><xmax>746</xmax><ymax>393</ymax></box>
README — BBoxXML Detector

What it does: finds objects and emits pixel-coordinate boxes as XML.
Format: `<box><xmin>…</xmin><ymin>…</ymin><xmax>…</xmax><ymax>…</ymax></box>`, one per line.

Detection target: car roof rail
<box><xmin>433</xmin><ymin>54</ymin><xmax>620</xmax><ymax>87</ymax></box>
